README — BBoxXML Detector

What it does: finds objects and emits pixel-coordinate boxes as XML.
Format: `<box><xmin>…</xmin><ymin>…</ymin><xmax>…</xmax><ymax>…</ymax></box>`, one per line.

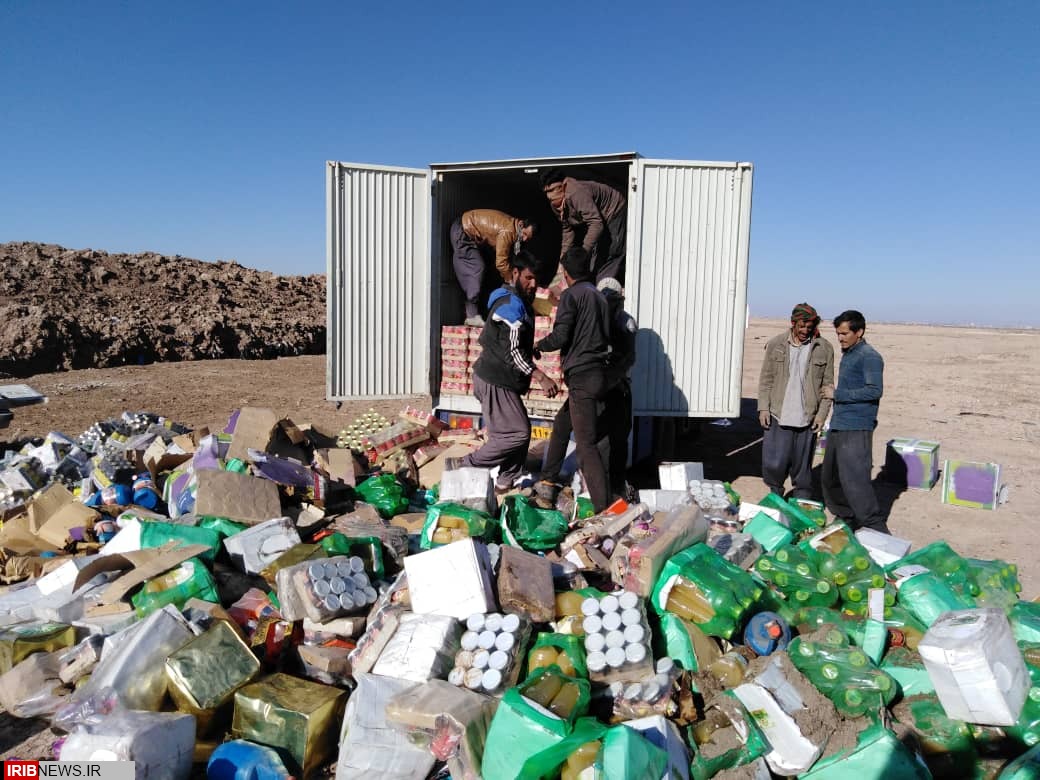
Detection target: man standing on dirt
<box><xmin>757</xmin><ymin>302</ymin><xmax>834</xmax><ymax>499</ymax></box>
<box><xmin>820</xmin><ymin>309</ymin><xmax>890</xmax><ymax>533</ymax></box>
<box><xmin>541</xmin><ymin>169</ymin><xmax>627</xmax><ymax>285</ymax></box>
<box><xmin>534</xmin><ymin>247</ymin><xmax>612</xmax><ymax>513</ymax></box>
<box><xmin>458</xmin><ymin>252</ymin><xmax>558</xmax><ymax>493</ymax></box>
<box><xmin>450</xmin><ymin>209</ymin><xmax>536</xmax><ymax>327</ymax></box>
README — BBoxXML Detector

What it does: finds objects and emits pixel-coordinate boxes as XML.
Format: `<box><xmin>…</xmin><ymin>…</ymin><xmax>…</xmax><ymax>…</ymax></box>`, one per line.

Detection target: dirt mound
<box><xmin>0</xmin><ymin>242</ymin><xmax>326</xmax><ymax>377</ymax></box>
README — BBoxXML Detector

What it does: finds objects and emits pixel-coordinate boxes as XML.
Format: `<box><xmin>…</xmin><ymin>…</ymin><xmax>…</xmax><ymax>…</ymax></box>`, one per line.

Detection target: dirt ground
<box><xmin>2</xmin><ymin>317</ymin><xmax>1038</xmax><ymax>760</ymax></box>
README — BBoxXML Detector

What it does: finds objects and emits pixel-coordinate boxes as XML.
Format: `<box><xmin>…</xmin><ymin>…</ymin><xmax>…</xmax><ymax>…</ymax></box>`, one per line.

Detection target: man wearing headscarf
<box><xmin>757</xmin><ymin>303</ymin><xmax>834</xmax><ymax>498</ymax></box>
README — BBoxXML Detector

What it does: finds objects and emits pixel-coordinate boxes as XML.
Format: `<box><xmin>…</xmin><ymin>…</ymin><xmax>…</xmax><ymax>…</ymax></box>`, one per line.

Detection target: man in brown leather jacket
<box><xmin>450</xmin><ymin>209</ymin><xmax>536</xmax><ymax>327</ymax></box>
<box><xmin>757</xmin><ymin>302</ymin><xmax>834</xmax><ymax>499</ymax></box>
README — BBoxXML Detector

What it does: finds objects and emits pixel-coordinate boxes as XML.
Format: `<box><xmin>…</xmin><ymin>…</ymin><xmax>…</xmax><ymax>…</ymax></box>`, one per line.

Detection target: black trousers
<box><xmin>602</xmin><ymin>379</ymin><xmax>632</xmax><ymax>492</ymax></box>
<box><xmin>450</xmin><ymin>219</ymin><xmax>485</xmax><ymax>317</ymax></box>
<box><xmin>762</xmin><ymin>422</ymin><xmax>815</xmax><ymax>499</ymax></box>
<box><xmin>542</xmin><ymin>369</ymin><xmax>610</xmax><ymax>512</ymax></box>
<box><xmin>592</xmin><ymin>210</ymin><xmax>627</xmax><ymax>283</ymax></box>
<box><xmin>822</xmin><ymin>429</ymin><xmax>890</xmax><ymax>533</ymax></box>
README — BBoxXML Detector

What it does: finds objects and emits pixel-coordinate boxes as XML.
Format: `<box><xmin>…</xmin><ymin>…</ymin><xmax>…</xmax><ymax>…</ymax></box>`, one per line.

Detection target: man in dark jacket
<box><xmin>598</xmin><ymin>277</ymin><xmax>638</xmax><ymax>499</ymax></box>
<box><xmin>534</xmin><ymin>247</ymin><xmax>612</xmax><ymax>512</ymax></box>
<box><xmin>450</xmin><ymin>209</ymin><xmax>536</xmax><ymax>327</ymax></box>
<box><xmin>541</xmin><ymin>169</ymin><xmax>626</xmax><ymax>285</ymax></box>
<box><xmin>820</xmin><ymin>309</ymin><xmax>889</xmax><ymax>533</ymax></box>
<box><xmin>460</xmin><ymin>252</ymin><xmax>558</xmax><ymax>491</ymax></box>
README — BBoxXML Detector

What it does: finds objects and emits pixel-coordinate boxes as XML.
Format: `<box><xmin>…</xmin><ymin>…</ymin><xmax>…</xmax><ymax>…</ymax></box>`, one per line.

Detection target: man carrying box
<box><xmin>757</xmin><ymin>302</ymin><xmax>834</xmax><ymax>499</ymax></box>
<box><xmin>458</xmin><ymin>252</ymin><xmax>559</xmax><ymax>493</ymax></box>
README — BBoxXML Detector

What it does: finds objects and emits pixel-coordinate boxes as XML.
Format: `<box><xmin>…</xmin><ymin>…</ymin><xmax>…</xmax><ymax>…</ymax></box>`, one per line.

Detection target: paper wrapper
<box><xmin>371</xmin><ymin>612</ymin><xmax>461</xmax><ymax>683</ymax></box>
<box><xmin>232</xmin><ymin>672</ymin><xmax>346</xmax><ymax>776</ymax></box>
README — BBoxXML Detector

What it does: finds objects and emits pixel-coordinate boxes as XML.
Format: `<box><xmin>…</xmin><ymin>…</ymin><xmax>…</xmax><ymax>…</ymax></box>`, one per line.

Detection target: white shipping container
<box><xmin>327</xmin><ymin>153</ymin><xmax>753</xmax><ymax>425</ymax></box>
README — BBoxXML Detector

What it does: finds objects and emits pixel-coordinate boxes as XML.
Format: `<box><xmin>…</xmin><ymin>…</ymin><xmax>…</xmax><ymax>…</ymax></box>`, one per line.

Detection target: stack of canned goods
<box><xmin>581</xmin><ymin>591</ymin><xmax>654</xmax><ymax>681</ymax></box>
<box><xmin>306</xmin><ymin>556</ymin><xmax>378</xmax><ymax>614</ymax></box>
<box><xmin>609</xmin><ymin>657</ymin><xmax>681</xmax><ymax>719</ymax></box>
<box><xmin>121</xmin><ymin>411</ymin><xmax>159</xmax><ymax>434</ymax></box>
<box><xmin>688</xmin><ymin>479</ymin><xmax>732</xmax><ymax>512</ymax></box>
<box><xmin>337</xmin><ymin>410</ymin><xmax>392</xmax><ymax>452</ymax></box>
<box><xmin>448</xmin><ymin>612</ymin><xmax>524</xmax><ymax>695</ymax></box>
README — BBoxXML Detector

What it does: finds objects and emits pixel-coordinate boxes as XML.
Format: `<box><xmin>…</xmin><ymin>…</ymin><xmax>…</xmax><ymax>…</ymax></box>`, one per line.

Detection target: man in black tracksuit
<box><xmin>461</xmin><ymin>252</ymin><xmax>559</xmax><ymax>490</ymax></box>
<box><xmin>534</xmin><ymin>247</ymin><xmax>612</xmax><ymax>512</ymax></box>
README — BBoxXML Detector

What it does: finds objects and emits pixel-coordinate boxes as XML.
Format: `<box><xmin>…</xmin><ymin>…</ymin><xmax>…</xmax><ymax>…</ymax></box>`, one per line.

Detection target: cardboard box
<box><xmin>27</xmin><ymin>483</ymin><xmax>99</xmax><ymax>548</ymax></box>
<box><xmin>497</xmin><ymin>545</ymin><xmax>555</xmax><ymax>623</ymax></box>
<box><xmin>941</xmin><ymin>460</ymin><xmax>1007</xmax><ymax>510</ymax></box>
<box><xmin>194</xmin><ymin>469</ymin><xmax>283</xmax><ymax>525</ymax></box>
<box><xmin>612</xmin><ymin>505</ymin><xmax>709</xmax><ymax>596</ymax></box>
<box><xmin>226</xmin><ymin>407</ymin><xmax>279</xmax><ymax>462</ymax></box>
<box><xmin>885</xmin><ymin>438</ymin><xmax>940</xmax><ymax>490</ymax></box>
<box><xmin>404</xmin><ymin>539</ymin><xmax>495</xmax><ymax>620</ymax></box>
<box><xmin>439</xmin><ymin>467</ymin><xmax>495</xmax><ymax>514</ymax></box>
<box><xmin>658</xmin><ymin>462</ymin><xmax>704</xmax><ymax>491</ymax></box>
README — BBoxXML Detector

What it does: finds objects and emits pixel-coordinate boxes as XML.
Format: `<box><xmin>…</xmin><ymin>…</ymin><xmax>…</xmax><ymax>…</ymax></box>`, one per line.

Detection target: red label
<box><xmin>5</xmin><ymin>761</ymin><xmax>39</xmax><ymax>779</ymax></box>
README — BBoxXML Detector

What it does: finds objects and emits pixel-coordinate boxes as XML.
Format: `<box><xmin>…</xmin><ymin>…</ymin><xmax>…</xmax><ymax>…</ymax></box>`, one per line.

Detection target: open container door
<box><xmin>627</xmin><ymin>159</ymin><xmax>753</xmax><ymax>418</ymax></box>
<box><xmin>326</xmin><ymin>161</ymin><xmax>432</xmax><ymax>400</ymax></box>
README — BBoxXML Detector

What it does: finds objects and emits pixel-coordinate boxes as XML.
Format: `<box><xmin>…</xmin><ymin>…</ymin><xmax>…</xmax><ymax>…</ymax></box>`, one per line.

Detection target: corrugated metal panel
<box><xmin>326</xmin><ymin>162</ymin><xmax>431</xmax><ymax>400</ymax></box>
<box><xmin>627</xmin><ymin>160</ymin><xmax>753</xmax><ymax>417</ymax></box>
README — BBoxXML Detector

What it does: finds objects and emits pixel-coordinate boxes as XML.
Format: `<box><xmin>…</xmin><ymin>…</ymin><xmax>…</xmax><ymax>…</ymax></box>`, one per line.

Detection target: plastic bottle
<box><xmin>207</xmin><ymin>739</ymin><xmax>293</xmax><ymax>780</ymax></box>
<box><xmin>744</xmin><ymin>612</ymin><xmax>792</xmax><ymax>656</ymax></box>
<box><xmin>548</xmin><ymin>681</ymin><xmax>582</xmax><ymax>718</ymax></box>
<box><xmin>561</xmin><ymin>740</ymin><xmax>601</xmax><ymax>780</ymax></box>
<box><xmin>524</xmin><ymin>673</ymin><xmax>564</xmax><ymax>708</ymax></box>
<box><xmin>664</xmin><ymin>578</ymin><xmax>716</xmax><ymax>623</ymax></box>
<box><xmin>132</xmin><ymin>473</ymin><xmax>161</xmax><ymax>509</ymax></box>
<box><xmin>707</xmin><ymin>652</ymin><xmax>748</xmax><ymax>687</ymax></box>
<box><xmin>556</xmin><ymin>591</ymin><xmax>585</xmax><ymax>618</ymax></box>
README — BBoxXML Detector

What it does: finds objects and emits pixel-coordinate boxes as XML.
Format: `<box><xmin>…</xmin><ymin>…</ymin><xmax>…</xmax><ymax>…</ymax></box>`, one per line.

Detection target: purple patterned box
<box><xmin>941</xmin><ymin>460</ymin><xmax>1007</xmax><ymax>510</ymax></box>
<box><xmin>885</xmin><ymin>438</ymin><xmax>940</xmax><ymax>490</ymax></box>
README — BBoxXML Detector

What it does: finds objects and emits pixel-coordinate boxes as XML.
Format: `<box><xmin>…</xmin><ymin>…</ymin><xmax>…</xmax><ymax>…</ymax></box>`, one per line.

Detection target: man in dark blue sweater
<box><xmin>461</xmin><ymin>252</ymin><xmax>559</xmax><ymax>492</ymax></box>
<box><xmin>820</xmin><ymin>309</ymin><xmax>890</xmax><ymax>533</ymax></box>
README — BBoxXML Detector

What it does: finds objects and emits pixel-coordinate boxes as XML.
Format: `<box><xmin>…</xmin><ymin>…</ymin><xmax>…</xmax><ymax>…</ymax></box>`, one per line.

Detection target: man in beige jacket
<box><xmin>450</xmin><ymin>209</ymin><xmax>536</xmax><ymax>327</ymax></box>
<box><xmin>757</xmin><ymin>302</ymin><xmax>834</xmax><ymax>498</ymax></box>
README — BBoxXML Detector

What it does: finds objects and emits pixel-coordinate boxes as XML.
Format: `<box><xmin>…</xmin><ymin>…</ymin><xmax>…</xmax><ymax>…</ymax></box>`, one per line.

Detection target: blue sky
<box><xmin>1</xmin><ymin>2</ymin><xmax>1037</xmax><ymax>326</ymax></box>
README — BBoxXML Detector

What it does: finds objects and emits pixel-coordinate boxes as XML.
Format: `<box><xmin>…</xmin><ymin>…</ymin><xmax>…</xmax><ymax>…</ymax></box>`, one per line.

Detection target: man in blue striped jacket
<box><xmin>460</xmin><ymin>252</ymin><xmax>559</xmax><ymax>493</ymax></box>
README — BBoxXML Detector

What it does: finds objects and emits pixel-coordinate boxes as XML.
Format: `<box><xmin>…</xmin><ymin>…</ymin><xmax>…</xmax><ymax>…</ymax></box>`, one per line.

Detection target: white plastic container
<box><xmin>854</xmin><ymin>528</ymin><xmax>912</xmax><ymax>567</ymax></box>
<box><xmin>60</xmin><ymin>709</ymin><xmax>195</xmax><ymax>780</ymax></box>
<box><xmin>918</xmin><ymin>608</ymin><xmax>1029</xmax><ymax>726</ymax></box>
<box><xmin>734</xmin><ymin>683</ymin><xmax>821</xmax><ymax>775</ymax></box>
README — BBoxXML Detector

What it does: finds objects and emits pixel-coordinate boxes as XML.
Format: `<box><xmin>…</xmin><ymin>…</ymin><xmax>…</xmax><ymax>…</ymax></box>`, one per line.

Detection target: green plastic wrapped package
<box><xmin>755</xmin><ymin>545</ymin><xmax>837</xmax><ymax>608</ymax></box>
<box><xmin>1022</xmin><ymin>644</ymin><xmax>1040</xmax><ymax>688</ymax></box>
<box><xmin>757</xmin><ymin>492</ymin><xmax>820</xmax><ymax>534</ymax></box>
<box><xmin>802</xmin><ymin>523</ymin><xmax>886</xmax><ymax>588</ymax></box>
<box><xmin>999</xmin><ymin>740</ymin><xmax>1040</xmax><ymax>779</ymax></box>
<box><xmin>574</xmin><ymin>497</ymin><xmax>595</xmax><ymax>521</ymax></box>
<box><xmin>139</xmin><ymin>520</ymin><xmax>222</xmax><ymax>563</ymax></box>
<box><xmin>881</xmin><ymin>646</ymin><xmax>936</xmax><ymax>698</ymax></box>
<box><xmin>1012</xmin><ymin>603</ymin><xmax>1040</xmax><ymax>644</ymax></box>
<box><xmin>354</xmin><ymin>474</ymin><xmax>409</xmax><ymax>518</ymax></box>
<box><xmin>789</xmin><ymin>496</ymin><xmax>828</xmax><ymax>527</ymax></box>
<box><xmin>500</xmin><ymin>495</ymin><xmax>568</xmax><ymax>552</ymax></box>
<box><xmin>481</xmin><ymin>679</ymin><xmax>601</xmax><ymax>780</ymax></box>
<box><xmin>743</xmin><ymin>511</ymin><xmax>793</xmax><ymax>552</ymax></box>
<box><xmin>598</xmin><ymin>724</ymin><xmax>668</xmax><ymax>780</ymax></box>
<box><xmin>893</xmin><ymin>694</ymin><xmax>977</xmax><ymax>779</ymax></box>
<box><xmin>887</xmin><ymin>541</ymin><xmax>975</xmax><ymax>596</ymax></box>
<box><xmin>131</xmin><ymin>558</ymin><xmax>220</xmax><ymax>617</ymax></box>
<box><xmin>799</xmin><ymin>724</ymin><xmax>931</xmax><ymax>779</ymax></box>
<box><xmin>892</xmin><ymin>567</ymin><xmax>975</xmax><ymax>627</ymax></box>
<box><xmin>788</xmin><ymin>627</ymin><xmax>897</xmax><ymax>717</ymax></box>
<box><xmin>651</xmin><ymin>543</ymin><xmax>762</xmax><ymax>640</ymax></box>
<box><xmin>1006</xmin><ymin>688</ymin><xmax>1040</xmax><ymax>751</ymax></box>
<box><xmin>791</xmin><ymin>605</ymin><xmax>848</xmax><ymax>634</ymax></box>
<box><xmin>657</xmin><ymin>612</ymin><xmax>724</xmax><ymax>673</ymax></box>
<box><xmin>198</xmin><ymin>515</ymin><xmax>249</xmax><ymax>539</ymax></box>
<box><xmin>526</xmin><ymin>633</ymin><xmax>588</xmax><ymax>679</ymax></box>
<box><xmin>420</xmin><ymin>503</ymin><xmax>494</xmax><ymax>549</ymax></box>
<box><xmin>688</xmin><ymin>691</ymin><xmax>769</xmax><ymax>780</ymax></box>
<box><xmin>968</xmin><ymin>557</ymin><xmax>1023</xmax><ymax>613</ymax></box>
<box><xmin>319</xmin><ymin>533</ymin><xmax>385</xmax><ymax>579</ymax></box>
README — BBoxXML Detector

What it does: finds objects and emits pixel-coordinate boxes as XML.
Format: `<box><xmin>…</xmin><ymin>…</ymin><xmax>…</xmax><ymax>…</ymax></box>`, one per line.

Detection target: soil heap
<box><xmin>0</xmin><ymin>241</ymin><xmax>326</xmax><ymax>377</ymax></box>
